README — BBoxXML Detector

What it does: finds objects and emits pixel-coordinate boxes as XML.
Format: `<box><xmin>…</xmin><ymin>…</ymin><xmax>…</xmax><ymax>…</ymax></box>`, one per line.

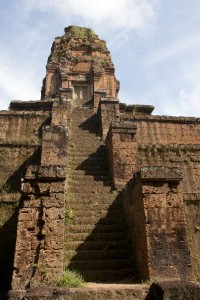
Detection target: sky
<box><xmin>0</xmin><ymin>0</ymin><xmax>200</xmax><ymax>117</ymax></box>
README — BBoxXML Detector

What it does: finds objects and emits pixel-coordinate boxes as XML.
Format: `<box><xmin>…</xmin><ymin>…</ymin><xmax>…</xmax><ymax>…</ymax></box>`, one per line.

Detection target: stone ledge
<box><xmin>122</xmin><ymin>115</ymin><xmax>200</xmax><ymax>124</ymax></box>
<box><xmin>0</xmin><ymin>111</ymin><xmax>50</xmax><ymax>117</ymax></box>
<box><xmin>0</xmin><ymin>143</ymin><xmax>41</xmax><ymax>147</ymax></box>
<box><xmin>140</xmin><ymin>166</ymin><xmax>183</xmax><ymax>182</ymax></box>
<box><xmin>120</xmin><ymin>103</ymin><xmax>155</xmax><ymax>115</ymax></box>
<box><xmin>8</xmin><ymin>284</ymin><xmax>149</xmax><ymax>300</ymax></box>
<box><xmin>147</xmin><ymin>280</ymin><xmax>200</xmax><ymax>300</ymax></box>
<box><xmin>111</xmin><ymin>122</ymin><xmax>137</xmax><ymax>135</ymax></box>
<box><xmin>0</xmin><ymin>193</ymin><xmax>21</xmax><ymax>203</ymax></box>
<box><xmin>94</xmin><ymin>90</ymin><xmax>106</xmax><ymax>95</ymax></box>
<box><xmin>138</xmin><ymin>143</ymin><xmax>200</xmax><ymax>151</ymax></box>
<box><xmin>100</xmin><ymin>98</ymin><xmax>119</xmax><ymax>105</ymax></box>
<box><xmin>8</xmin><ymin>289</ymin><xmax>26</xmax><ymax>300</ymax></box>
<box><xmin>9</xmin><ymin>101</ymin><xmax>53</xmax><ymax>111</ymax></box>
<box><xmin>24</xmin><ymin>165</ymin><xmax>66</xmax><ymax>181</ymax></box>
<box><xmin>43</xmin><ymin>124</ymin><xmax>68</xmax><ymax>134</ymax></box>
<box><xmin>183</xmin><ymin>193</ymin><xmax>200</xmax><ymax>202</ymax></box>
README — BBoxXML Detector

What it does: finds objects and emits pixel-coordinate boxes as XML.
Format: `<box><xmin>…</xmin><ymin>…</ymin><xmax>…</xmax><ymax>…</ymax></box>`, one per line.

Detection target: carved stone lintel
<box><xmin>46</xmin><ymin>64</ymin><xmax>57</xmax><ymax>72</ymax></box>
<box><xmin>140</xmin><ymin>166</ymin><xmax>183</xmax><ymax>182</ymax></box>
<box><xmin>24</xmin><ymin>165</ymin><xmax>66</xmax><ymax>181</ymax></box>
<box><xmin>111</xmin><ymin>122</ymin><xmax>137</xmax><ymax>135</ymax></box>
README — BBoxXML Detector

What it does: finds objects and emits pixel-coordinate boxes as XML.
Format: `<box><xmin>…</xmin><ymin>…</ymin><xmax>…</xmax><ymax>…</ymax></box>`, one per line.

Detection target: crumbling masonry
<box><xmin>0</xmin><ymin>26</ymin><xmax>200</xmax><ymax>299</ymax></box>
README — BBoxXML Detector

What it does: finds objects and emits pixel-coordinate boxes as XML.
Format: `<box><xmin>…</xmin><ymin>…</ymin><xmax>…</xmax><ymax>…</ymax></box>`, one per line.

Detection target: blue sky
<box><xmin>0</xmin><ymin>0</ymin><xmax>200</xmax><ymax>117</ymax></box>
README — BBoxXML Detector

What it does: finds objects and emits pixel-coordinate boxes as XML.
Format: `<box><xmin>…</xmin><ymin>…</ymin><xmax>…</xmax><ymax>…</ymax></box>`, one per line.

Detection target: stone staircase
<box><xmin>64</xmin><ymin>106</ymin><xmax>136</xmax><ymax>282</ymax></box>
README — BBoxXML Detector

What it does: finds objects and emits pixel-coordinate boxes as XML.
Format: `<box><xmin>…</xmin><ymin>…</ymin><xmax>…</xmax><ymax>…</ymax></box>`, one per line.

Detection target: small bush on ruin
<box><xmin>56</xmin><ymin>269</ymin><xmax>85</xmax><ymax>288</ymax></box>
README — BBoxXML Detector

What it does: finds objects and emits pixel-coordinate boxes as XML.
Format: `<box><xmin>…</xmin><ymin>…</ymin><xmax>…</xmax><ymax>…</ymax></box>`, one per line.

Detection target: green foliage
<box><xmin>89</xmin><ymin>30</ymin><xmax>96</xmax><ymax>38</ymax></box>
<box><xmin>56</xmin><ymin>269</ymin><xmax>85</xmax><ymax>288</ymax></box>
<box><xmin>65</xmin><ymin>208</ymin><xmax>74</xmax><ymax>220</ymax></box>
<box><xmin>71</xmin><ymin>27</ymin><xmax>87</xmax><ymax>38</ymax></box>
<box><xmin>71</xmin><ymin>26</ymin><xmax>96</xmax><ymax>39</ymax></box>
<box><xmin>111</xmin><ymin>189</ymin><xmax>118</xmax><ymax>197</ymax></box>
<box><xmin>33</xmin><ymin>263</ymin><xmax>38</xmax><ymax>269</ymax></box>
<box><xmin>0</xmin><ymin>183</ymin><xmax>13</xmax><ymax>194</ymax></box>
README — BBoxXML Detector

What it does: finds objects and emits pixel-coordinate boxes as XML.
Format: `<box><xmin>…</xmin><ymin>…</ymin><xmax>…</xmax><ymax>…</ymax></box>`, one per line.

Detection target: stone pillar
<box><xmin>11</xmin><ymin>100</ymin><xmax>68</xmax><ymax>291</ymax></box>
<box><xmin>51</xmin><ymin>96</ymin><xmax>72</xmax><ymax>127</ymax></box>
<box><xmin>59</xmin><ymin>88</ymin><xmax>73</xmax><ymax>102</ymax></box>
<box><xmin>98</xmin><ymin>99</ymin><xmax>120</xmax><ymax>140</ymax></box>
<box><xmin>93</xmin><ymin>90</ymin><xmax>106</xmax><ymax>111</ymax></box>
<box><xmin>41</xmin><ymin>125</ymin><xmax>68</xmax><ymax>166</ymax></box>
<box><xmin>12</xmin><ymin>165</ymin><xmax>66</xmax><ymax>289</ymax></box>
<box><xmin>123</xmin><ymin>166</ymin><xmax>194</xmax><ymax>281</ymax></box>
<box><xmin>45</xmin><ymin>65</ymin><xmax>57</xmax><ymax>98</ymax></box>
<box><xmin>107</xmin><ymin>122</ymin><xmax>138</xmax><ymax>190</ymax></box>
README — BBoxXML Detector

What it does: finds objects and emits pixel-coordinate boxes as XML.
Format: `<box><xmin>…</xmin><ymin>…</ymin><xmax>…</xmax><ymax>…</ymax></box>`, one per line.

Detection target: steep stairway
<box><xmin>64</xmin><ymin>106</ymin><xmax>136</xmax><ymax>282</ymax></box>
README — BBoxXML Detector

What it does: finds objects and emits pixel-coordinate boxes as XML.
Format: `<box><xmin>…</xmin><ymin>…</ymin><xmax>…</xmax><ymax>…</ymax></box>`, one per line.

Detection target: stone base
<box><xmin>9</xmin><ymin>284</ymin><xmax>149</xmax><ymax>300</ymax></box>
<box><xmin>8</xmin><ymin>290</ymin><xmax>26</xmax><ymax>300</ymax></box>
<box><xmin>146</xmin><ymin>280</ymin><xmax>200</xmax><ymax>300</ymax></box>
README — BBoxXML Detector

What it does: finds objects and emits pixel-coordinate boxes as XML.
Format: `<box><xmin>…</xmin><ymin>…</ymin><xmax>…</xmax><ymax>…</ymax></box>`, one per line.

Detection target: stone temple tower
<box><xmin>41</xmin><ymin>26</ymin><xmax>120</xmax><ymax>109</ymax></box>
<box><xmin>0</xmin><ymin>26</ymin><xmax>200</xmax><ymax>299</ymax></box>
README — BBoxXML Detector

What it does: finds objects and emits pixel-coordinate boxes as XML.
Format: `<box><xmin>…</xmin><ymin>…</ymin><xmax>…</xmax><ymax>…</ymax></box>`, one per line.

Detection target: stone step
<box><xmin>71</xmin><ymin>115</ymin><xmax>98</xmax><ymax>122</ymax></box>
<box><xmin>65</xmin><ymin>231</ymin><xmax>128</xmax><ymax>242</ymax></box>
<box><xmin>71</xmin><ymin>116</ymin><xmax>99</xmax><ymax>122</ymax></box>
<box><xmin>66</xmin><ymin>259</ymin><xmax>133</xmax><ymax>271</ymax></box>
<box><xmin>68</xmin><ymin>162</ymin><xmax>108</xmax><ymax>171</ymax></box>
<box><xmin>69</xmin><ymin>156</ymin><xmax>107</xmax><ymax>163</ymax></box>
<box><xmin>69</xmin><ymin>145</ymin><xmax>103</xmax><ymax>152</ymax></box>
<box><xmin>70</xmin><ymin>132</ymin><xmax>101</xmax><ymax>138</ymax></box>
<box><xmin>70</xmin><ymin>129</ymin><xmax>99</xmax><ymax>136</ymax></box>
<box><xmin>69</xmin><ymin>169</ymin><xmax>108</xmax><ymax>176</ymax></box>
<box><xmin>67</xmin><ymin>179</ymin><xmax>111</xmax><ymax>189</ymax></box>
<box><xmin>68</xmin><ymin>165</ymin><xmax>108</xmax><ymax>173</ymax></box>
<box><xmin>66</xmin><ymin>198</ymin><xmax>120</xmax><ymax>209</ymax></box>
<box><xmin>64</xmin><ymin>224</ymin><xmax>127</xmax><ymax>234</ymax></box>
<box><xmin>65</xmin><ymin>209</ymin><xmax>123</xmax><ymax>219</ymax></box>
<box><xmin>68</xmin><ymin>184</ymin><xmax>111</xmax><ymax>194</ymax></box>
<box><xmin>71</xmin><ymin>122</ymin><xmax>99</xmax><ymax>128</ymax></box>
<box><xmin>68</xmin><ymin>178</ymin><xmax>111</xmax><ymax>191</ymax></box>
<box><xmin>68</xmin><ymin>156</ymin><xmax>106</xmax><ymax>162</ymax></box>
<box><xmin>68</xmin><ymin>150</ymin><xmax>106</xmax><ymax>157</ymax></box>
<box><xmin>71</xmin><ymin>130</ymin><xmax>99</xmax><ymax>135</ymax></box>
<box><xmin>23</xmin><ymin>284</ymin><xmax>149</xmax><ymax>299</ymax></box>
<box><xmin>66</xmin><ymin>215</ymin><xmax>125</xmax><ymax>226</ymax></box>
<box><xmin>68</xmin><ymin>146</ymin><xmax>103</xmax><ymax>153</ymax></box>
<box><xmin>69</xmin><ymin>135</ymin><xmax>102</xmax><ymax>142</ymax></box>
<box><xmin>71</xmin><ymin>110</ymin><xmax>97</xmax><ymax>114</ymax></box>
<box><xmin>68</xmin><ymin>151</ymin><xmax>106</xmax><ymax>157</ymax></box>
<box><xmin>66</xmin><ymin>192</ymin><xmax>118</xmax><ymax>202</ymax></box>
<box><xmin>66</xmin><ymin>201</ymin><xmax>122</xmax><ymax>211</ymax></box>
<box><xmin>69</xmin><ymin>130</ymin><xmax>101</xmax><ymax>137</ymax></box>
<box><xmin>69</xmin><ymin>156</ymin><xmax>105</xmax><ymax>162</ymax></box>
<box><xmin>63</xmin><ymin>107</ymin><xmax>136</xmax><ymax>286</ymax></box>
<box><xmin>68</xmin><ymin>143</ymin><xmax>102</xmax><ymax>150</ymax></box>
<box><xmin>64</xmin><ymin>249</ymin><xmax>133</xmax><ymax>261</ymax></box>
<box><xmin>64</xmin><ymin>240</ymin><xmax>131</xmax><ymax>251</ymax></box>
<box><xmin>69</xmin><ymin>173</ymin><xmax>109</xmax><ymax>182</ymax></box>
<box><xmin>75</xmin><ymin>269</ymin><xmax>136</xmax><ymax>283</ymax></box>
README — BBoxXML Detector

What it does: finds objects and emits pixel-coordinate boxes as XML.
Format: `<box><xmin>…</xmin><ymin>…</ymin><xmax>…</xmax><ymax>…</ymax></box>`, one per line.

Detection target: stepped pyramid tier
<box><xmin>0</xmin><ymin>26</ymin><xmax>200</xmax><ymax>299</ymax></box>
<box><xmin>64</xmin><ymin>106</ymin><xmax>136</xmax><ymax>283</ymax></box>
<box><xmin>41</xmin><ymin>25</ymin><xmax>120</xmax><ymax>107</ymax></box>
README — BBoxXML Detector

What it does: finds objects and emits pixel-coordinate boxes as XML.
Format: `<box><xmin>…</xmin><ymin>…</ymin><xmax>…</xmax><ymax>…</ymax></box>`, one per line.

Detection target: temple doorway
<box><xmin>73</xmin><ymin>85</ymin><xmax>90</xmax><ymax>105</ymax></box>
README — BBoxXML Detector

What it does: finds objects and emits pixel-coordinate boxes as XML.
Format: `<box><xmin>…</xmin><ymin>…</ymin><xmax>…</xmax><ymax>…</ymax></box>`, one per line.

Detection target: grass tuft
<box><xmin>56</xmin><ymin>269</ymin><xmax>85</xmax><ymax>288</ymax></box>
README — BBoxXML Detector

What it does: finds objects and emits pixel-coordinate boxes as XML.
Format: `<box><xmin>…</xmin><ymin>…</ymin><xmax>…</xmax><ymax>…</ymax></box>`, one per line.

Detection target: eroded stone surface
<box><xmin>0</xmin><ymin>26</ymin><xmax>200</xmax><ymax>299</ymax></box>
<box><xmin>41</xmin><ymin>26</ymin><xmax>119</xmax><ymax>106</ymax></box>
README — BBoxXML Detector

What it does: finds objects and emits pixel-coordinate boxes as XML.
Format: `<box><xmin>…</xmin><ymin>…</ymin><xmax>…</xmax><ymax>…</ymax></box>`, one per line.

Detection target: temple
<box><xmin>0</xmin><ymin>26</ymin><xmax>200</xmax><ymax>299</ymax></box>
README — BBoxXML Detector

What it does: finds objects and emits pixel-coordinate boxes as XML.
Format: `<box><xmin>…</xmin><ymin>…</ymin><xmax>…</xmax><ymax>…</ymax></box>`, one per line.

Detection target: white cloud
<box><xmin>0</xmin><ymin>52</ymin><xmax>41</xmax><ymax>110</ymax></box>
<box><xmin>18</xmin><ymin>0</ymin><xmax>159</xmax><ymax>33</ymax></box>
<box><xmin>147</xmin><ymin>30</ymin><xmax>200</xmax><ymax>65</ymax></box>
<box><xmin>178</xmin><ymin>87</ymin><xmax>200</xmax><ymax>116</ymax></box>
